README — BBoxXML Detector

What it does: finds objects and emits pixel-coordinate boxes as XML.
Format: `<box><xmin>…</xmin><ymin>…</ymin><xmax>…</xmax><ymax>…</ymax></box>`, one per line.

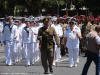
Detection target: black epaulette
<box><xmin>24</xmin><ymin>27</ymin><xmax>29</xmax><ymax>33</ymax></box>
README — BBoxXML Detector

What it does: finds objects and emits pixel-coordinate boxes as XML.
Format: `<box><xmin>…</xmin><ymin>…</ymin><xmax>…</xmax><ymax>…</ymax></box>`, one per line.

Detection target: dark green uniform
<box><xmin>38</xmin><ymin>26</ymin><xmax>60</xmax><ymax>73</ymax></box>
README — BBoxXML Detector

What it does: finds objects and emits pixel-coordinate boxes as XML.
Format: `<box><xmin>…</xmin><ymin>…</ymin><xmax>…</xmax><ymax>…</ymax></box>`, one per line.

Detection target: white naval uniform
<box><xmin>10</xmin><ymin>25</ymin><xmax>18</xmax><ymax>63</ymax></box>
<box><xmin>20</xmin><ymin>23</ymin><xmax>26</xmax><ymax>59</ymax></box>
<box><xmin>64</xmin><ymin>25</ymin><xmax>81</xmax><ymax>66</ymax></box>
<box><xmin>16</xmin><ymin>24</ymin><xmax>23</xmax><ymax>62</ymax></box>
<box><xmin>55</xmin><ymin>24</ymin><xmax>63</xmax><ymax>59</ymax></box>
<box><xmin>3</xmin><ymin>24</ymin><xmax>15</xmax><ymax>65</ymax></box>
<box><xmin>0</xmin><ymin>22</ymin><xmax>4</xmax><ymax>46</ymax></box>
<box><xmin>38</xmin><ymin>23</ymin><xmax>43</xmax><ymax>28</ymax></box>
<box><xmin>31</xmin><ymin>25</ymin><xmax>40</xmax><ymax>62</ymax></box>
<box><xmin>31</xmin><ymin>26</ymin><xmax>37</xmax><ymax>64</ymax></box>
<box><xmin>21</xmin><ymin>23</ymin><xmax>26</xmax><ymax>28</ymax></box>
<box><xmin>22</xmin><ymin>26</ymin><xmax>34</xmax><ymax>65</ymax></box>
<box><xmin>51</xmin><ymin>24</ymin><xmax>63</xmax><ymax>63</ymax></box>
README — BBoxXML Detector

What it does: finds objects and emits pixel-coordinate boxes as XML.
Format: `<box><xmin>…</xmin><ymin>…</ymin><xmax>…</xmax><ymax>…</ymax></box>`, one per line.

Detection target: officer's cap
<box><xmin>69</xmin><ymin>21</ymin><xmax>75</xmax><ymax>25</ymax></box>
<box><xmin>43</xmin><ymin>17</ymin><xmax>51</xmax><ymax>22</ymax></box>
<box><xmin>71</xmin><ymin>18</ymin><xmax>76</xmax><ymax>21</ymax></box>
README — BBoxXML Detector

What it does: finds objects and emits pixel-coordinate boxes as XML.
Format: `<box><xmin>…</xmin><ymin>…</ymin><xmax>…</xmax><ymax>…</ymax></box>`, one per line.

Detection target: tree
<box><xmin>1</xmin><ymin>0</ymin><xmax>100</xmax><ymax>17</ymax></box>
<box><xmin>85</xmin><ymin>0</ymin><xmax>100</xmax><ymax>16</ymax></box>
<box><xmin>23</xmin><ymin>0</ymin><xmax>42</xmax><ymax>16</ymax></box>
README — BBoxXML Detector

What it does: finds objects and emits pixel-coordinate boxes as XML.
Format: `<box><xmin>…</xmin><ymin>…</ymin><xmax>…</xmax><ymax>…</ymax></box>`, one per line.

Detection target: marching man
<box><xmin>22</xmin><ymin>20</ymin><xmax>34</xmax><ymax>66</ymax></box>
<box><xmin>3</xmin><ymin>18</ymin><xmax>17</xmax><ymax>65</ymax></box>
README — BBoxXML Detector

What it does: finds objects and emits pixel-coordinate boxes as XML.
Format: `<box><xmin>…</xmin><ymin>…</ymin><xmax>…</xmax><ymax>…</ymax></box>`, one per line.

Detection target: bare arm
<box><xmin>77</xmin><ymin>33</ymin><xmax>82</xmax><ymax>40</ymax></box>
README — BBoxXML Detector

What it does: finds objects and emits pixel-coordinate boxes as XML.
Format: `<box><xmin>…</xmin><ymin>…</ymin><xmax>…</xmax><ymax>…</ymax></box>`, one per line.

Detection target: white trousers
<box><xmin>33</xmin><ymin>42</ymin><xmax>40</xmax><ymax>62</ymax></box>
<box><xmin>0</xmin><ymin>32</ymin><xmax>3</xmax><ymax>48</ymax></box>
<box><xmin>30</xmin><ymin>43</ymin><xmax>35</xmax><ymax>64</ymax></box>
<box><xmin>11</xmin><ymin>40</ymin><xmax>17</xmax><ymax>63</ymax></box>
<box><xmin>5</xmin><ymin>41</ymin><xmax>12</xmax><ymax>65</ymax></box>
<box><xmin>16</xmin><ymin>42</ymin><xmax>22</xmax><ymax>62</ymax></box>
<box><xmin>0</xmin><ymin>32</ymin><xmax>3</xmax><ymax>43</ymax></box>
<box><xmin>24</xmin><ymin>43</ymin><xmax>32</xmax><ymax>65</ymax></box>
<box><xmin>54</xmin><ymin>45</ymin><xmax>61</xmax><ymax>62</ymax></box>
<box><xmin>68</xmin><ymin>48</ymin><xmax>79</xmax><ymax>65</ymax></box>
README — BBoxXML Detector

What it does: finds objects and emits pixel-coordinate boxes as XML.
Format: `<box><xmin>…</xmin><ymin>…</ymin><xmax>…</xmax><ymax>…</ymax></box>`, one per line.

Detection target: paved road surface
<box><xmin>0</xmin><ymin>46</ymin><xmax>96</xmax><ymax>75</ymax></box>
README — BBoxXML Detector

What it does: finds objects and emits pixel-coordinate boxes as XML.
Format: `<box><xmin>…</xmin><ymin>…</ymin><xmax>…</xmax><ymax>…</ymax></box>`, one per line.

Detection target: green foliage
<box><xmin>85</xmin><ymin>0</ymin><xmax>100</xmax><ymax>15</ymax></box>
<box><xmin>0</xmin><ymin>0</ymin><xmax>100</xmax><ymax>17</ymax></box>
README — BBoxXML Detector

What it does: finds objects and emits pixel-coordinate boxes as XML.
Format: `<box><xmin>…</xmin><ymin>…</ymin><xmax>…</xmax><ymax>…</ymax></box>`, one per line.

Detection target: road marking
<box><xmin>56</xmin><ymin>58</ymin><xmax>69</xmax><ymax>62</ymax></box>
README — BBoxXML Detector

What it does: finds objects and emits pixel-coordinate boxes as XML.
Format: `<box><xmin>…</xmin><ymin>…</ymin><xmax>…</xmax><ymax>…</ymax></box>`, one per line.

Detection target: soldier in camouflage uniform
<box><xmin>38</xmin><ymin>18</ymin><xmax>60</xmax><ymax>74</ymax></box>
<box><xmin>81</xmin><ymin>21</ymin><xmax>88</xmax><ymax>54</ymax></box>
<box><xmin>81</xmin><ymin>21</ymin><xmax>93</xmax><ymax>54</ymax></box>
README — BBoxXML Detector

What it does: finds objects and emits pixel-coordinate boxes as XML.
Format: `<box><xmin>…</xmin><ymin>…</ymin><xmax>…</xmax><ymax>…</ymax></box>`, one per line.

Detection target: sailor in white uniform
<box><xmin>30</xmin><ymin>20</ymin><xmax>36</xmax><ymax>64</ymax></box>
<box><xmin>3</xmin><ymin>18</ymin><xmax>15</xmax><ymax>65</ymax></box>
<box><xmin>64</xmin><ymin>21</ymin><xmax>82</xmax><ymax>67</ymax></box>
<box><xmin>0</xmin><ymin>21</ymin><xmax>4</xmax><ymax>47</ymax></box>
<box><xmin>32</xmin><ymin>21</ymin><xmax>40</xmax><ymax>62</ymax></box>
<box><xmin>22</xmin><ymin>20</ymin><xmax>34</xmax><ymax>66</ymax></box>
<box><xmin>15</xmin><ymin>19</ymin><xmax>23</xmax><ymax>62</ymax></box>
<box><xmin>51</xmin><ymin>18</ymin><xmax>63</xmax><ymax>65</ymax></box>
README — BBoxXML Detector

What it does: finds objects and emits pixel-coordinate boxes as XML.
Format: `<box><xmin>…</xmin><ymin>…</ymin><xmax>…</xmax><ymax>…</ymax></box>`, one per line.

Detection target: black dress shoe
<box><xmin>50</xmin><ymin>69</ymin><xmax>53</xmax><ymax>73</ymax></box>
<box><xmin>49</xmin><ymin>67</ymin><xmax>53</xmax><ymax>73</ymax></box>
<box><xmin>44</xmin><ymin>71</ymin><xmax>48</xmax><ymax>74</ymax></box>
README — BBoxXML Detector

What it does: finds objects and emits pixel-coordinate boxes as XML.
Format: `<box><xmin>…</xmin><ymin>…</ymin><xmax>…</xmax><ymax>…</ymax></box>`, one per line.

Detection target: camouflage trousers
<box><xmin>40</xmin><ymin>48</ymin><xmax>54</xmax><ymax>72</ymax></box>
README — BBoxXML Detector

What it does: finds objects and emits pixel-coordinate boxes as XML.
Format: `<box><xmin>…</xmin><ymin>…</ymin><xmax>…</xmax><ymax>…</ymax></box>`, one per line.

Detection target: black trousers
<box><xmin>81</xmin><ymin>51</ymin><xmax>99</xmax><ymax>75</ymax></box>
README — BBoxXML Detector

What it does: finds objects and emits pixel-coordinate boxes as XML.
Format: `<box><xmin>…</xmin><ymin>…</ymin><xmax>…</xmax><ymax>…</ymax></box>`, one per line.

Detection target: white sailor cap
<box><xmin>8</xmin><ymin>16</ymin><xmax>13</xmax><ymax>19</ymax></box>
<box><xmin>51</xmin><ymin>17</ymin><xmax>57</xmax><ymax>21</ymax></box>
<box><xmin>33</xmin><ymin>17</ymin><xmax>40</xmax><ymax>22</ymax></box>
<box><xmin>30</xmin><ymin>19</ymin><xmax>36</xmax><ymax>23</ymax></box>
<box><xmin>0</xmin><ymin>18</ymin><xmax>4</xmax><ymax>20</ymax></box>
<box><xmin>15</xmin><ymin>17</ymin><xmax>23</xmax><ymax>20</ymax></box>
<box><xmin>69</xmin><ymin>21</ymin><xmax>75</xmax><ymax>25</ymax></box>
<box><xmin>25</xmin><ymin>18</ymin><xmax>30</xmax><ymax>22</ymax></box>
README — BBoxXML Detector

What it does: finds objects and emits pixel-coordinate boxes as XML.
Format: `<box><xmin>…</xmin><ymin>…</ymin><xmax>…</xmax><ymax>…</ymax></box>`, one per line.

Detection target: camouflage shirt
<box><xmin>38</xmin><ymin>26</ymin><xmax>60</xmax><ymax>49</ymax></box>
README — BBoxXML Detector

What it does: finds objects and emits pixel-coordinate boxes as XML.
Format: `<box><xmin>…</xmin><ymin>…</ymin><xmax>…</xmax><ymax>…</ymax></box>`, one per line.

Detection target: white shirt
<box><xmin>3</xmin><ymin>24</ymin><xmax>17</xmax><ymax>42</ymax></box>
<box><xmin>31</xmin><ymin>25</ymin><xmax>40</xmax><ymax>42</ymax></box>
<box><xmin>64</xmin><ymin>25</ymin><xmax>81</xmax><ymax>49</ymax></box>
<box><xmin>51</xmin><ymin>24</ymin><xmax>63</xmax><ymax>37</ymax></box>
<box><xmin>21</xmin><ymin>23</ymin><xmax>26</xmax><ymax>28</ymax></box>
<box><xmin>22</xmin><ymin>27</ymin><xmax>34</xmax><ymax>43</ymax></box>
<box><xmin>16</xmin><ymin>24</ymin><xmax>23</xmax><ymax>43</ymax></box>
<box><xmin>38</xmin><ymin>23</ymin><xmax>43</xmax><ymax>28</ymax></box>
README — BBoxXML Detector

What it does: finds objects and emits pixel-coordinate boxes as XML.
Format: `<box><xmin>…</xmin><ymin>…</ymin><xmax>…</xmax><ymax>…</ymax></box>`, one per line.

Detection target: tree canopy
<box><xmin>0</xmin><ymin>0</ymin><xmax>100</xmax><ymax>17</ymax></box>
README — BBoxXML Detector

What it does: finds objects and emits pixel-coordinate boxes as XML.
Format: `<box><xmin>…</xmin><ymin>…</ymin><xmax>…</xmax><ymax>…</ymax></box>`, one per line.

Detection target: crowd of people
<box><xmin>0</xmin><ymin>14</ymin><xmax>99</xmax><ymax>74</ymax></box>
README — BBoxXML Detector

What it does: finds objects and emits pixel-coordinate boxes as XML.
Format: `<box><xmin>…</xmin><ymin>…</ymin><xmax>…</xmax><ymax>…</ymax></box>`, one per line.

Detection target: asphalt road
<box><xmin>0</xmin><ymin>46</ymin><xmax>95</xmax><ymax>75</ymax></box>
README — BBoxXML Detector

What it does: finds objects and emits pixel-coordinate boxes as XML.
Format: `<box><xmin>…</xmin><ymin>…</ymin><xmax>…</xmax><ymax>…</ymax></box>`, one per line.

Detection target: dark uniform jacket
<box><xmin>38</xmin><ymin>26</ymin><xmax>60</xmax><ymax>49</ymax></box>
